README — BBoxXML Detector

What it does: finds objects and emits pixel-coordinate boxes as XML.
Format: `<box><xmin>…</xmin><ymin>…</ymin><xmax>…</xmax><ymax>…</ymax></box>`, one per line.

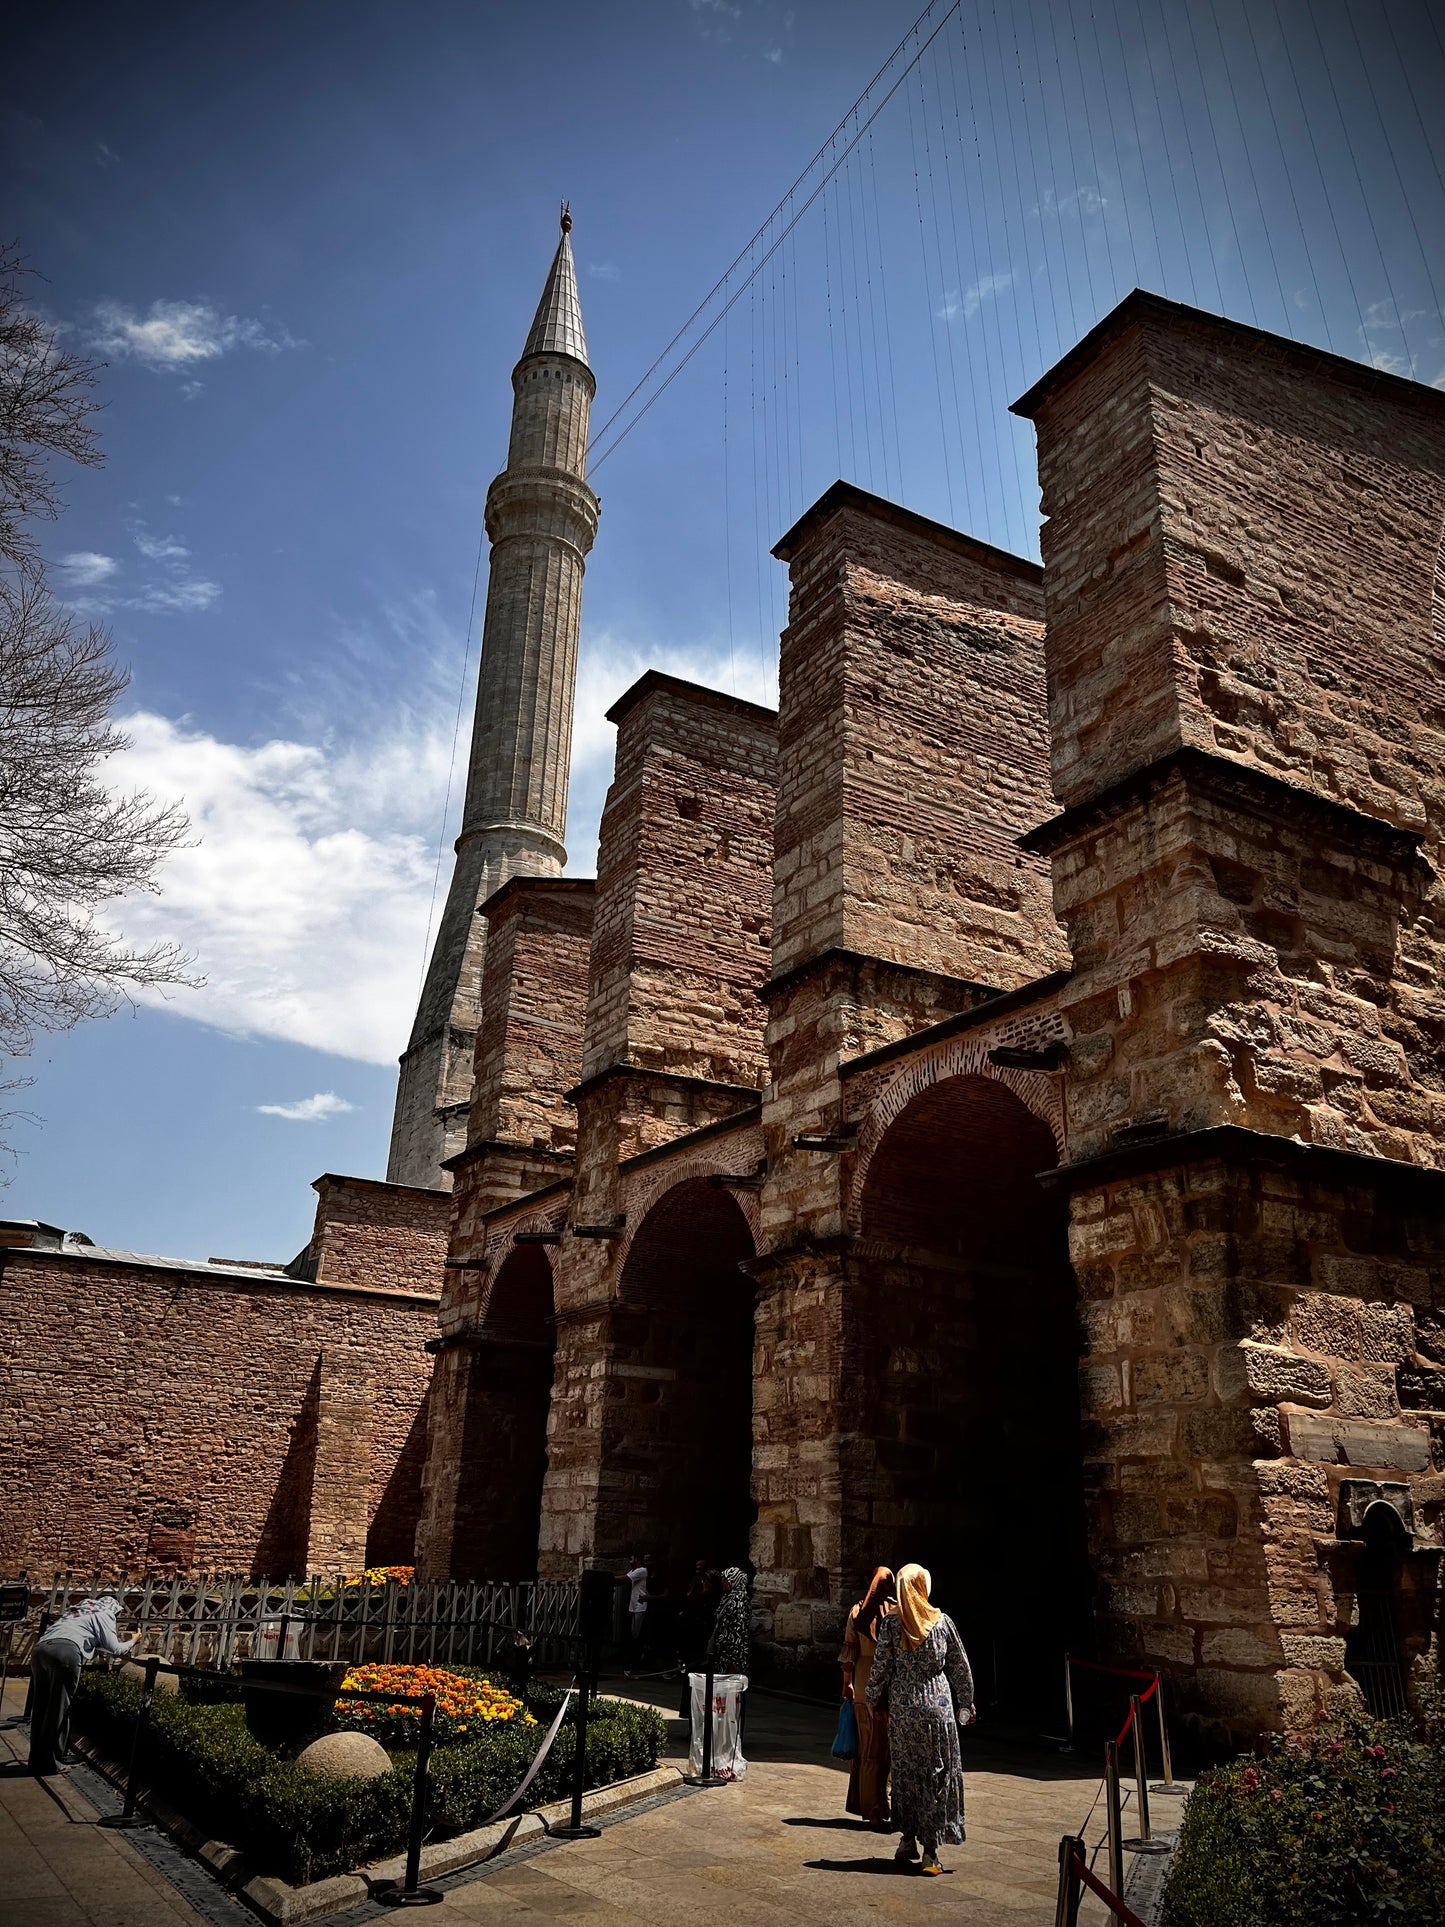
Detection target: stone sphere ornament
<box><xmin>294</xmin><ymin>1731</ymin><xmax>394</xmax><ymax>1781</ymax></box>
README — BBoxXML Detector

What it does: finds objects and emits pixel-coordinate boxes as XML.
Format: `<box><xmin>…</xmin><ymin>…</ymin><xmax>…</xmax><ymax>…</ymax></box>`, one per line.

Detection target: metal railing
<box><xmin>2</xmin><ymin>1572</ymin><xmax>582</xmax><ymax>1670</ymax></box>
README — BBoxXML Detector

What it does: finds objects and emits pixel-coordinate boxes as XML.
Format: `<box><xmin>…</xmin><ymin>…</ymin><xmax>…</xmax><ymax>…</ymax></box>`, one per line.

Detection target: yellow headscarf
<box><xmin>896</xmin><ymin>1563</ymin><xmax>942</xmax><ymax>1650</ymax></box>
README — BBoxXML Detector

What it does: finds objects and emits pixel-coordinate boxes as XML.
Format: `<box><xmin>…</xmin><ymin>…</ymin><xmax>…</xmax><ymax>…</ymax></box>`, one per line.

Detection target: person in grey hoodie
<box><xmin>29</xmin><ymin>1594</ymin><xmax>136</xmax><ymax>1775</ymax></box>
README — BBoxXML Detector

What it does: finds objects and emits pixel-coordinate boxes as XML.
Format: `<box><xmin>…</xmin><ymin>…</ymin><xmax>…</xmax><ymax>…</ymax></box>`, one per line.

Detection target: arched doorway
<box><xmin>607</xmin><ymin>1177</ymin><xmax>757</xmax><ymax>1575</ymax></box>
<box><xmin>453</xmin><ymin>1242</ymin><xmax>556</xmax><ymax>1579</ymax></box>
<box><xmin>854</xmin><ymin>1073</ymin><xmax>1088</xmax><ymax>1715</ymax></box>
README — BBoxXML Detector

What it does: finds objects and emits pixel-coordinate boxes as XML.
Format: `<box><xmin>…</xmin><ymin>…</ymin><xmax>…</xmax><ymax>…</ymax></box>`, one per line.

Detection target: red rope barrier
<box><xmin>1112</xmin><ymin>1673</ymin><xmax>1160</xmax><ymax>1747</ymax></box>
<box><xmin>1071</xmin><ymin>1849</ymin><xmax>1150</xmax><ymax>1927</ymax></box>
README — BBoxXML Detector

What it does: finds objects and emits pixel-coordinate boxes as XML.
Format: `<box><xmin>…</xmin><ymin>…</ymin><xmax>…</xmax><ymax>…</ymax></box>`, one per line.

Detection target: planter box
<box><xmin>73</xmin><ymin>1731</ymin><xmax>682</xmax><ymax>1924</ymax></box>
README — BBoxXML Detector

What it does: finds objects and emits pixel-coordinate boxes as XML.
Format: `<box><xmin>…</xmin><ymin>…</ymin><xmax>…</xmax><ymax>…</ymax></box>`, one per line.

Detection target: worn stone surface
<box><xmin>294</xmin><ymin>1731</ymin><xmax>394</xmax><ymax>1780</ymax></box>
<box><xmin>306</xmin><ymin>1175</ymin><xmax>451</xmax><ymax>1296</ymax></box>
<box><xmin>0</xmin><ymin>1247</ymin><xmax>436</xmax><ymax>1576</ymax></box>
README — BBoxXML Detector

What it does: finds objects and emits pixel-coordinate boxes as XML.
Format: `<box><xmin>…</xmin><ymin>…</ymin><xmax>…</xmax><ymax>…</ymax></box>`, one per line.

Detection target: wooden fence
<box><xmin>0</xmin><ymin>1572</ymin><xmax>584</xmax><ymax>1671</ymax></box>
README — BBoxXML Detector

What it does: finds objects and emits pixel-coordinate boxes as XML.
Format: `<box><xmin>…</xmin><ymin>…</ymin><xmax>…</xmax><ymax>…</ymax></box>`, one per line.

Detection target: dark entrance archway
<box><xmin>453</xmin><ymin>1242</ymin><xmax>555</xmax><ymax>1580</ymax></box>
<box><xmin>606</xmin><ymin>1177</ymin><xmax>757</xmax><ymax>1575</ymax></box>
<box><xmin>853</xmin><ymin>1073</ymin><xmax>1089</xmax><ymax>1717</ymax></box>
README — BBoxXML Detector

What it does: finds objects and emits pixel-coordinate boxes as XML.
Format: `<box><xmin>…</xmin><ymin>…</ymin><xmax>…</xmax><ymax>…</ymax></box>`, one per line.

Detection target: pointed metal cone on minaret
<box><xmin>521</xmin><ymin>206</ymin><xmax>589</xmax><ymax>368</ymax></box>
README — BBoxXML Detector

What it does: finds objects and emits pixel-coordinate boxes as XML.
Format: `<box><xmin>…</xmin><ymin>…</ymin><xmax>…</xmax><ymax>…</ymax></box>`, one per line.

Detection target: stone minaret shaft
<box><xmin>388</xmin><ymin>213</ymin><xmax>598</xmax><ymax>1188</ymax></box>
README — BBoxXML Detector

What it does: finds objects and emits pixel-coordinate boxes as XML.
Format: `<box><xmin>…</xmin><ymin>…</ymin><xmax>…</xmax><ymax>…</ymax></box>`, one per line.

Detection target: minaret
<box><xmin>388</xmin><ymin>208</ymin><xmax>599</xmax><ymax>1188</ymax></box>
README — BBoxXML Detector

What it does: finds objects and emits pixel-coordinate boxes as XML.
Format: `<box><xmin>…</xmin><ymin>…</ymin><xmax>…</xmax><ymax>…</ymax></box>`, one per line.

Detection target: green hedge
<box><xmin>1162</xmin><ymin>1707</ymin><xmax>1445</xmax><ymax>1927</ymax></box>
<box><xmin>73</xmin><ymin>1673</ymin><xmax>666</xmax><ymax>1885</ymax></box>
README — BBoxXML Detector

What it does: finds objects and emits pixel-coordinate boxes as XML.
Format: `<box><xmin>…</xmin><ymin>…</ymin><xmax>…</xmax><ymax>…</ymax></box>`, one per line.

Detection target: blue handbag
<box><xmin>831</xmin><ymin>1697</ymin><xmax>859</xmax><ymax>1759</ymax></box>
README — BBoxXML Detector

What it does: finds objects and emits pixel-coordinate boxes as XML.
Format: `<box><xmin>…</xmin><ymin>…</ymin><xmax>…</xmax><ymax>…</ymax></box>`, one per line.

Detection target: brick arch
<box><xmin>846</xmin><ymin>1031</ymin><xmax>1064</xmax><ymax>1234</ymax></box>
<box><xmin>479</xmin><ymin>1203</ymin><xmax>567</xmax><ymax>1324</ymax></box>
<box><xmin>618</xmin><ymin>1141</ymin><xmax>763</xmax><ymax>1271</ymax></box>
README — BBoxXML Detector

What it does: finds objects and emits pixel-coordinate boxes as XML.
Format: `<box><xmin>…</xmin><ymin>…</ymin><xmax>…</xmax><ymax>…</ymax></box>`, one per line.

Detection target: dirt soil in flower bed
<box><xmin>74</xmin><ymin>1666</ymin><xmax>666</xmax><ymax>1885</ymax></box>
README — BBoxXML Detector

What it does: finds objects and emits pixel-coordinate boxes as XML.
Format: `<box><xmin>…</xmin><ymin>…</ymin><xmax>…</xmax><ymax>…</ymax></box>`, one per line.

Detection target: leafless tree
<box><xmin>0</xmin><ymin>242</ymin><xmax>102</xmax><ymax>579</ymax></box>
<box><xmin>0</xmin><ymin>244</ymin><xmax>194</xmax><ymax>1126</ymax></box>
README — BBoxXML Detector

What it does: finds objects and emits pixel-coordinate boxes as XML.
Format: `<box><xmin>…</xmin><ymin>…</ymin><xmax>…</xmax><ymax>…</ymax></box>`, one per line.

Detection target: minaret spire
<box><xmin>387</xmin><ymin>213</ymin><xmax>600</xmax><ymax>1188</ymax></box>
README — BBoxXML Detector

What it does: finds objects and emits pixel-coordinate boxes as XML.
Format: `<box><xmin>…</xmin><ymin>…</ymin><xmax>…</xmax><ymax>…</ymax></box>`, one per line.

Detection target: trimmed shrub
<box><xmin>1162</xmin><ymin>1708</ymin><xmax>1445</xmax><ymax>1927</ymax></box>
<box><xmin>73</xmin><ymin>1671</ymin><xmax>666</xmax><ymax>1885</ymax></box>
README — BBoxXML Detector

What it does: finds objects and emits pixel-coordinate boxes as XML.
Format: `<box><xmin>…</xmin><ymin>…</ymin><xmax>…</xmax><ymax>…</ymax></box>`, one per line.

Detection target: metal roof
<box><xmin>521</xmin><ymin>225</ymin><xmax>589</xmax><ymax>368</ymax></box>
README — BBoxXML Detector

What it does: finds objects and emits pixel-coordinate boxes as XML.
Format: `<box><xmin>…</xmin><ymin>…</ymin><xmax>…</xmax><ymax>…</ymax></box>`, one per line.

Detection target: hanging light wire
<box><xmin>586</xmin><ymin>0</ymin><xmax>964</xmax><ymax>473</ymax></box>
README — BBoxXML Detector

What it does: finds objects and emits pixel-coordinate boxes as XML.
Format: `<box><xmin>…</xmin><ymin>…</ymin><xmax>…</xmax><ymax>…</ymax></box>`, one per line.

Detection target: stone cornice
<box><xmin>1019</xmin><ymin>746</ymin><xmax>1425</xmax><ymax>864</ymax></box>
<box><xmin>759</xmin><ymin>945</ymin><xmax>1000</xmax><ymax>1008</ymax></box>
<box><xmin>839</xmin><ymin>970</ymin><xmax>1071</xmax><ymax>1080</ymax></box>
<box><xmin>564</xmin><ymin>1062</ymin><xmax>762</xmax><ymax>1106</ymax></box>
<box><xmin>441</xmin><ymin>1138</ymin><xmax>576</xmax><ymax>1176</ymax></box>
<box><xmin>1037</xmin><ymin>1122</ymin><xmax>1445</xmax><ymax>1201</ymax></box>
<box><xmin>618</xmin><ymin>1105</ymin><xmax>763</xmax><ymax>1177</ymax></box>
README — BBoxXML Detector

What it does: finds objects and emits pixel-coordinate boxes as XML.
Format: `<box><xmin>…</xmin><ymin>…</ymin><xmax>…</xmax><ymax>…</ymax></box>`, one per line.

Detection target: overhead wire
<box><xmin>587</xmin><ymin>0</ymin><xmax>966</xmax><ymax>472</ymax></box>
<box><xmin>1235</xmin><ymin>0</ymin><xmax>1330</xmax><ymax>345</ymax></box>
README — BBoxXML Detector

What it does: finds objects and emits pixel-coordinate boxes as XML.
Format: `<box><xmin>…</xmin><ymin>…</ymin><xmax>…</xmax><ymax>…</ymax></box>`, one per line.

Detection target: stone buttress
<box><xmin>1014</xmin><ymin>291</ymin><xmax>1445</xmax><ymax>1742</ymax></box>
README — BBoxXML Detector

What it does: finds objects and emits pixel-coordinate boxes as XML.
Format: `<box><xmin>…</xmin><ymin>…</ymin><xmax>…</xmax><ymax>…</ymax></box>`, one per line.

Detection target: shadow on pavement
<box><xmin>805</xmin><ymin>1856</ymin><xmax>954</xmax><ymax>1877</ymax></box>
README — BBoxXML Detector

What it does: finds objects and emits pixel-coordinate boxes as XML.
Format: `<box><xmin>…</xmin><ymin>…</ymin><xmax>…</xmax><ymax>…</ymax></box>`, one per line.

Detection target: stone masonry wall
<box><xmin>0</xmin><ymin>1251</ymin><xmax>436</xmax><ymax>1576</ymax></box>
<box><xmin>1066</xmin><ymin>1148</ymin><xmax>1445</xmax><ymax>1745</ymax></box>
<box><xmin>771</xmin><ymin>483</ymin><xmax>1067</xmax><ymax>988</ymax></box>
<box><xmin>307</xmin><ymin>1175</ymin><xmax>451</xmax><ymax>1296</ymax></box>
<box><xmin>1016</xmin><ymin>293</ymin><xmax>1445</xmax><ymax>1734</ymax></box>
<box><xmin>468</xmin><ymin>877</ymin><xmax>595</xmax><ymax>1153</ymax></box>
<box><xmin>580</xmin><ymin>671</ymin><xmax>777</xmax><ymax>1089</ymax></box>
<box><xmin>1019</xmin><ymin>295</ymin><xmax>1445</xmax><ymax>1167</ymax></box>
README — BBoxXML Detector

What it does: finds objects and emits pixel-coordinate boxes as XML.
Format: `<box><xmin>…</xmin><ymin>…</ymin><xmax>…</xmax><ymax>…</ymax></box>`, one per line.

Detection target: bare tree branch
<box><xmin>0</xmin><ymin>242</ymin><xmax>102</xmax><ymax>578</ymax></box>
<box><xmin>0</xmin><ymin>242</ymin><xmax>196</xmax><ymax>1152</ymax></box>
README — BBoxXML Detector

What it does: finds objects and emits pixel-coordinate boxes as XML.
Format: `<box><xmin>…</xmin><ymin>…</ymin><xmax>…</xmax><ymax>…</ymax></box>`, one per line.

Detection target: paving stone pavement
<box><xmin>0</xmin><ymin>1675</ymin><xmax>1185</xmax><ymax>1925</ymax></box>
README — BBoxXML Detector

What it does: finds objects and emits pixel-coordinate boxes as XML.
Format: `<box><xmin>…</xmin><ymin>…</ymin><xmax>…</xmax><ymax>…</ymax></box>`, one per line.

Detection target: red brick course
<box><xmin>0</xmin><ymin>1249</ymin><xmax>435</xmax><ymax>1576</ymax></box>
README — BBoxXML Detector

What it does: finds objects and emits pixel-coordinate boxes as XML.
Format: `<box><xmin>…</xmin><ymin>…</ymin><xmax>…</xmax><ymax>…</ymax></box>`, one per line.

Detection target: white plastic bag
<box><xmin>255</xmin><ymin>1616</ymin><xmax>302</xmax><ymax>1660</ymax></box>
<box><xmin>688</xmin><ymin>1671</ymin><xmax>748</xmax><ymax>1780</ymax></box>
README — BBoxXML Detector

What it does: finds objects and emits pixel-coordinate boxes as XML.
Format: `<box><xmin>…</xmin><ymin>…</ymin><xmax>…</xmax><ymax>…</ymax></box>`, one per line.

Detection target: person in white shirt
<box><xmin>618</xmin><ymin>1554</ymin><xmax>652</xmax><ymax>1647</ymax></box>
<box><xmin>29</xmin><ymin>1594</ymin><xmax>137</xmax><ymax>1776</ymax></box>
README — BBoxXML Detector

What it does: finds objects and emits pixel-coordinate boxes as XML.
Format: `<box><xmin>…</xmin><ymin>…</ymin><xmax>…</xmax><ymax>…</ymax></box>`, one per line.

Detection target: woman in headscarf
<box><xmin>865</xmin><ymin>1563</ymin><xmax>974</xmax><ymax>1877</ymax></box>
<box><xmin>708</xmin><ymin>1565</ymin><xmax>751</xmax><ymax>1674</ymax></box>
<box><xmin>838</xmin><ymin>1565</ymin><xmax>895</xmax><ymax>1827</ymax></box>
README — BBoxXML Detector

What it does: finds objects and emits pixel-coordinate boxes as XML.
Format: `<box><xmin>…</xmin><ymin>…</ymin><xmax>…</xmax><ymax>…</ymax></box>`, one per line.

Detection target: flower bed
<box><xmin>334</xmin><ymin>1662</ymin><xmax>533</xmax><ymax>1746</ymax></box>
<box><xmin>72</xmin><ymin>1670</ymin><xmax>666</xmax><ymax>1885</ymax></box>
<box><xmin>1162</xmin><ymin>1704</ymin><xmax>1445</xmax><ymax>1927</ymax></box>
<box><xmin>340</xmin><ymin>1565</ymin><xmax>414</xmax><ymax>1589</ymax></box>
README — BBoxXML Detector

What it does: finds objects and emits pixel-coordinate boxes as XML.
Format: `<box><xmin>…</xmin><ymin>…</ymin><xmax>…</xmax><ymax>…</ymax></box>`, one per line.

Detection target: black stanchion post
<box><xmin>379</xmin><ymin>1691</ymin><xmax>442</xmax><ymax>1906</ymax></box>
<box><xmin>552</xmin><ymin>1639</ymin><xmax>603</xmax><ymax>1840</ymax></box>
<box><xmin>0</xmin><ymin>1623</ymin><xmax>14</xmax><ymax>1727</ymax></box>
<box><xmin>99</xmin><ymin>1655</ymin><xmax>158</xmax><ymax>1830</ymax></box>
<box><xmin>1150</xmin><ymin>1674</ymin><xmax>1187</xmax><ymax>1795</ymax></box>
<box><xmin>1052</xmin><ymin>1833</ymin><xmax>1083</xmax><ymax>1927</ymax></box>
<box><xmin>1123</xmin><ymin>1692</ymin><xmax>1169</xmax><ymax>1856</ymax></box>
<box><xmin>1104</xmin><ymin>1738</ymin><xmax>1125</xmax><ymax>1901</ymax></box>
<box><xmin>683</xmin><ymin>1662</ymin><xmax>726</xmax><ymax>1789</ymax></box>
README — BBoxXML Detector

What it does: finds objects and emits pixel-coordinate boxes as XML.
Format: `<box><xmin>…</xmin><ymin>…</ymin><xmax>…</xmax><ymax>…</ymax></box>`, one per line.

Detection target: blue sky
<box><xmin>5</xmin><ymin>0</ymin><xmax>1442</xmax><ymax>1260</ymax></box>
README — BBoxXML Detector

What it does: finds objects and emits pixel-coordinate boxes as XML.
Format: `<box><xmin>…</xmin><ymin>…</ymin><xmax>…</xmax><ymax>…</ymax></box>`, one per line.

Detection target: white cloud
<box><xmin>88</xmin><ymin>298</ymin><xmax>298</xmax><ymax>372</ymax></box>
<box><xmin>106</xmin><ymin>701</ymin><xmax>457</xmax><ymax>1064</ymax></box>
<box><xmin>130</xmin><ymin>577</ymin><xmax>222</xmax><ymax>614</ymax></box>
<box><xmin>938</xmin><ymin>270</ymin><xmax>1014</xmax><ymax>324</ymax></box>
<box><xmin>764</xmin><ymin>45</ymin><xmax>783</xmax><ymax>63</ymax></box>
<box><xmin>95</xmin><ymin>142</ymin><xmax>120</xmax><ymax>168</ymax></box>
<box><xmin>133</xmin><ymin>531</ymin><xmax>188</xmax><ymax>561</ymax></box>
<box><xmin>257</xmin><ymin>1091</ymin><xmax>356</xmax><ymax>1122</ymax></box>
<box><xmin>588</xmin><ymin>262</ymin><xmax>620</xmax><ymax>282</ymax></box>
<box><xmin>101</xmin><ymin>615</ymin><xmax>776</xmax><ymax>1066</ymax></box>
<box><xmin>58</xmin><ymin>551</ymin><xmax>118</xmax><ymax>589</ymax></box>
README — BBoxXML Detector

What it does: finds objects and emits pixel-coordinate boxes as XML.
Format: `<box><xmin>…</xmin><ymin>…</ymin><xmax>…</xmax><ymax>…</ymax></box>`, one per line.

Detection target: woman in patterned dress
<box><xmin>838</xmin><ymin>1566</ymin><xmax>895</xmax><ymax>1827</ymax></box>
<box><xmin>865</xmin><ymin>1562</ymin><xmax>975</xmax><ymax>1876</ymax></box>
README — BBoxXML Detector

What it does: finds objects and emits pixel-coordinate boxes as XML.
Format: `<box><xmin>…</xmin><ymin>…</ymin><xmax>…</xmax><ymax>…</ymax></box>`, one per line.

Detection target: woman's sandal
<box><xmin>919</xmin><ymin>1854</ymin><xmax>943</xmax><ymax>1877</ymax></box>
<box><xmin>894</xmin><ymin>1838</ymin><xmax>919</xmax><ymax>1862</ymax></box>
